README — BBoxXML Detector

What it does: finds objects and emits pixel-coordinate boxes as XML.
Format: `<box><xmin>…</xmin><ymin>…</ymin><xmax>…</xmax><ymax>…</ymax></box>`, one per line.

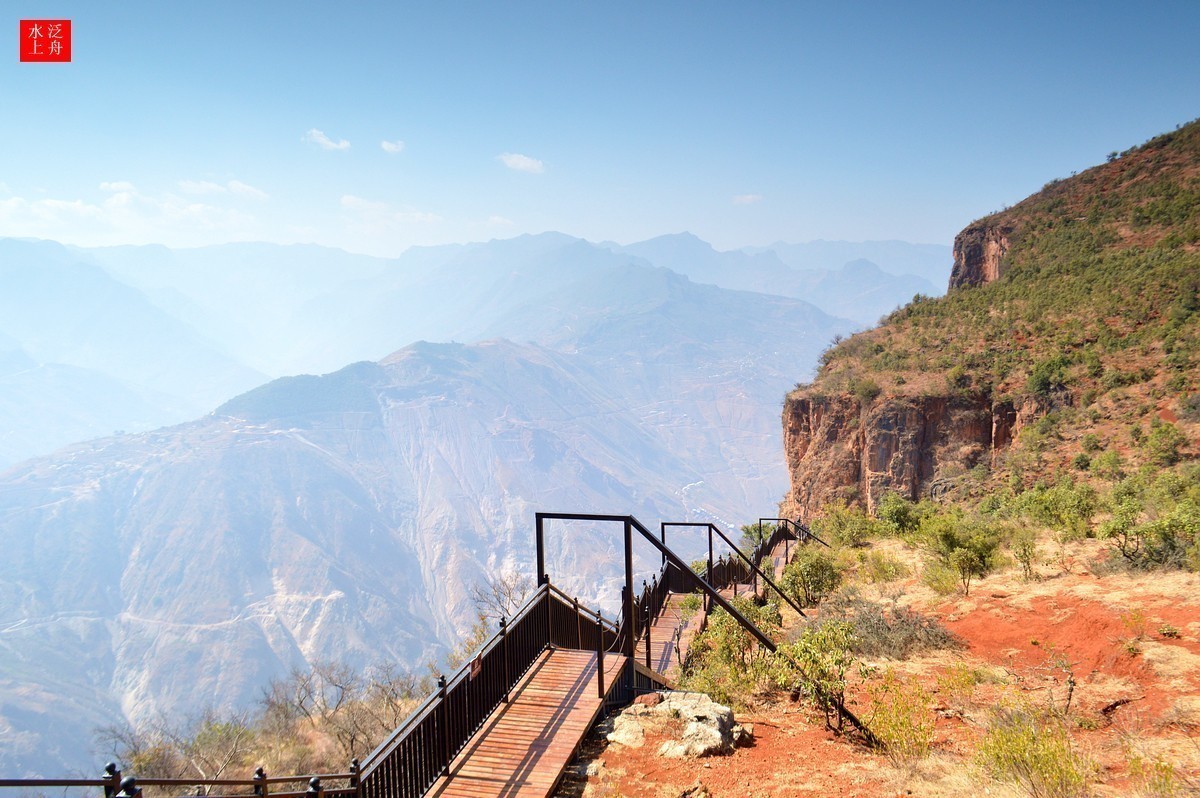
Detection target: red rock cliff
<box><xmin>780</xmin><ymin>391</ymin><xmax>1055</xmax><ymax>518</ymax></box>
<box><xmin>949</xmin><ymin>220</ymin><xmax>1014</xmax><ymax>289</ymax></box>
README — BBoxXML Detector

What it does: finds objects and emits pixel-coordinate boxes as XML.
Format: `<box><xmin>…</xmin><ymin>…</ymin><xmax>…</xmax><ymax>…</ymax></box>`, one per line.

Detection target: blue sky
<box><xmin>2</xmin><ymin>1</ymin><xmax>1198</xmax><ymax>256</ymax></box>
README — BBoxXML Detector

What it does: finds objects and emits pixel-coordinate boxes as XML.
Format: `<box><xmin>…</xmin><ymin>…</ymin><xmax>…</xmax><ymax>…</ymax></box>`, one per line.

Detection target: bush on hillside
<box><xmin>976</xmin><ymin>706</ymin><xmax>1096</xmax><ymax>798</ymax></box>
<box><xmin>814</xmin><ymin>502</ymin><xmax>882</xmax><ymax>547</ymax></box>
<box><xmin>818</xmin><ymin>591</ymin><xmax>962</xmax><ymax>659</ymax></box>
<box><xmin>876</xmin><ymin>491</ymin><xmax>922</xmax><ymax>536</ymax></box>
<box><xmin>780</xmin><ymin>548</ymin><xmax>842</xmax><ymax>607</ymax></box>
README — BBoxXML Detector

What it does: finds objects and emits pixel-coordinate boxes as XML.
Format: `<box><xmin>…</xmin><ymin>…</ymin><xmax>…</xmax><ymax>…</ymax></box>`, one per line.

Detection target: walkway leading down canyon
<box><xmin>1</xmin><ymin>514</ymin><xmax>817</xmax><ymax>798</ymax></box>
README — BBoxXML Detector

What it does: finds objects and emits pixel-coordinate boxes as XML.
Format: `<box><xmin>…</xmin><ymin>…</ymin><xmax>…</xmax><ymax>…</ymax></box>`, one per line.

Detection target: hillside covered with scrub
<box><xmin>782</xmin><ymin>118</ymin><xmax>1200</xmax><ymax>525</ymax></box>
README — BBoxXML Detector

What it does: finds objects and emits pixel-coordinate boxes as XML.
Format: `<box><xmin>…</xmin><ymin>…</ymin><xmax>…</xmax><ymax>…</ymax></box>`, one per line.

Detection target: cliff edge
<box><xmin>782</xmin><ymin>119</ymin><xmax>1200</xmax><ymax>518</ymax></box>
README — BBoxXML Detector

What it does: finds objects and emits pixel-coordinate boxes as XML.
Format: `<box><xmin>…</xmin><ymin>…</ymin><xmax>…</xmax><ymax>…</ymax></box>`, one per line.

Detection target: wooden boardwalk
<box><xmin>428</xmin><ymin>648</ymin><xmax>627</xmax><ymax>798</ymax></box>
<box><xmin>634</xmin><ymin>593</ymin><xmax>698</xmax><ymax>680</ymax></box>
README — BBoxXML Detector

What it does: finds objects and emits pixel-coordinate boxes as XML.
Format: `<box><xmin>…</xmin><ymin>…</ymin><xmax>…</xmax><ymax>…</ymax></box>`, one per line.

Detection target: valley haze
<box><xmin>0</xmin><ymin>231</ymin><xmax>947</xmax><ymax>774</ymax></box>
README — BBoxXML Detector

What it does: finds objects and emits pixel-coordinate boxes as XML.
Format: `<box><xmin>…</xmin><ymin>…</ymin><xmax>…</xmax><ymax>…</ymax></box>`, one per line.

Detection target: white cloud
<box><xmin>733</xmin><ymin>194</ymin><xmax>763</xmax><ymax>205</ymax></box>
<box><xmin>179</xmin><ymin>179</ymin><xmax>268</xmax><ymax>200</ymax></box>
<box><xmin>0</xmin><ymin>187</ymin><xmax>258</xmax><ymax>248</ymax></box>
<box><xmin>486</xmin><ymin>215</ymin><xmax>514</xmax><ymax>226</ymax></box>
<box><xmin>340</xmin><ymin>194</ymin><xmax>441</xmax><ymax>227</ymax></box>
<box><xmin>380</xmin><ymin>139</ymin><xmax>405</xmax><ymax>154</ymax></box>
<box><xmin>178</xmin><ymin>180</ymin><xmax>225</xmax><ymax>195</ymax></box>
<box><xmin>498</xmin><ymin>153</ymin><xmax>544</xmax><ymax>174</ymax></box>
<box><xmin>303</xmin><ymin>128</ymin><xmax>351</xmax><ymax>151</ymax></box>
<box><xmin>228</xmin><ymin>180</ymin><xmax>269</xmax><ymax>200</ymax></box>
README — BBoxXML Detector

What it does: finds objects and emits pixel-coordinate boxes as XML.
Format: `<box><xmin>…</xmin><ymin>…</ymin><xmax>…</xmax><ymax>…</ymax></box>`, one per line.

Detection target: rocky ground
<box><xmin>556</xmin><ymin>537</ymin><xmax>1200</xmax><ymax>797</ymax></box>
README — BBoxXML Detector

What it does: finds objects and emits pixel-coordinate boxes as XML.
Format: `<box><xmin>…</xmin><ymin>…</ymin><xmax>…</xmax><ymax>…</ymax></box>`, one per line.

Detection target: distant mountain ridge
<box><xmin>1</xmin><ymin>232</ymin><xmax>942</xmax><ymax>468</ymax></box>
<box><xmin>611</xmin><ymin>233</ymin><xmax>950</xmax><ymax>324</ymax></box>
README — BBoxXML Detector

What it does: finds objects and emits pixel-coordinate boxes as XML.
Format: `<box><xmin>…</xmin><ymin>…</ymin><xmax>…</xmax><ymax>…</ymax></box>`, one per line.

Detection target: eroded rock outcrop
<box><xmin>780</xmin><ymin>390</ymin><xmax>1060</xmax><ymax>518</ymax></box>
<box><xmin>949</xmin><ymin>220</ymin><xmax>1015</xmax><ymax>289</ymax></box>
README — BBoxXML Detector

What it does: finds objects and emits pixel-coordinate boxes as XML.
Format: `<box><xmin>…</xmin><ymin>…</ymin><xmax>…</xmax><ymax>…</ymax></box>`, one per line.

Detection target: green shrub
<box><xmin>866</xmin><ymin>668</ymin><xmax>935</xmax><ymax>769</ymax></box>
<box><xmin>950</xmin><ymin>548</ymin><xmax>985</xmax><ymax>595</ymax></box>
<box><xmin>1011</xmin><ymin>480</ymin><xmax>1097</xmax><ymax>538</ymax></box>
<box><xmin>859</xmin><ymin>549</ymin><xmax>910</xmax><ymax>583</ymax></box>
<box><xmin>1028</xmin><ymin>355</ymin><xmax>1069</xmax><ymax>397</ymax></box>
<box><xmin>1071</xmin><ymin>453</ymin><xmax>1091</xmax><ymax>470</ymax></box>
<box><xmin>780</xmin><ymin>548</ymin><xmax>842</xmax><ymax>607</ymax></box>
<box><xmin>876</xmin><ymin>491</ymin><xmax>921</xmax><ymax>535</ymax></box>
<box><xmin>1012</xmin><ymin>528</ymin><xmax>1040</xmax><ymax>580</ymax></box>
<box><xmin>1090</xmin><ymin>450</ymin><xmax>1125</xmax><ymax>481</ymax></box>
<box><xmin>814</xmin><ymin>502</ymin><xmax>881</xmax><ymax>547</ymax></box>
<box><xmin>976</xmin><ymin>706</ymin><xmax>1096</xmax><ymax>798</ymax></box>
<box><xmin>920</xmin><ymin>510</ymin><xmax>1006</xmax><ymax>574</ymax></box>
<box><xmin>680</xmin><ymin>597</ymin><xmax>784</xmax><ymax>706</ymax></box>
<box><xmin>1080</xmin><ymin>434</ymin><xmax>1102</xmax><ymax>453</ymax></box>
<box><xmin>850</xmin><ymin>377</ymin><xmax>882</xmax><ymax>402</ymax></box>
<box><xmin>1142</xmin><ymin>421</ymin><xmax>1188</xmax><ymax>467</ymax></box>
<box><xmin>923</xmin><ymin>561</ymin><xmax>959</xmax><ymax>595</ymax></box>
<box><xmin>781</xmin><ymin>620</ymin><xmax>857</xmax><ymax>733</ymax></box>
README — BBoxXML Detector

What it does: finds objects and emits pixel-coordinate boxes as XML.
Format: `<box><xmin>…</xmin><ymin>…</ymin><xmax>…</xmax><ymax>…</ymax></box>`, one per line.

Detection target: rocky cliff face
<box><xmin>949</xmin><ymin>220</ymin><xmax>1015</xmax><ymax>289</ymax></box>
<box><xmin>780</xmin><ymin>391</ymin><xmax>1060</xmax><ymax>518</ymax></box>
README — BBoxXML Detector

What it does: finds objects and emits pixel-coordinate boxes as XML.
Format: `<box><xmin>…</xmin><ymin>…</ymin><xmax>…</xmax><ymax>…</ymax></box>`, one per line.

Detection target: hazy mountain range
<box><xmin>0</xmin><ymin>232</ymin><xmax>948</xmax><ymax>773</ymax></box>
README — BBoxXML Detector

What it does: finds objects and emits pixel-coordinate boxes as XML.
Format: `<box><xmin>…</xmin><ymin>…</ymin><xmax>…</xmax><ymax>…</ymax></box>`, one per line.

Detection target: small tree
<box><xmin>950</xmin><ymin>548</ymin><xmax>984</xmax><ymax>595</ymax></box>
<box><xmin>876</xmin><ymin>491</ymin><xmax>920</xmax><ymax>536</ymax></box>
<box><xmin>781</xmin><ymin>548</ymin><xmax>842</xmax><ymax>607</ymax></box>
<box><xmin>784</xmin><ymin>621</ymin><xmax>857</xmax><ymax>733</ymax></box>
<box><xmin>1012</xmin><ymin>528</ymin><xmax>1039</xmax><ymax>581</ymax></box>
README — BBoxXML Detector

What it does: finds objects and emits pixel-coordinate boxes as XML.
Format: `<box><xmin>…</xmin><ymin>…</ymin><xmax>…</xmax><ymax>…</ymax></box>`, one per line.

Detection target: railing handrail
<box><xmin>546</xmin><ymin>582</ymin><xmax>619</xmax><ymax>634</ymax></box>
<box><xmin>360</xmin><ymin>579</ymin><xmax>552</xmax><ymax>773</ymax></box>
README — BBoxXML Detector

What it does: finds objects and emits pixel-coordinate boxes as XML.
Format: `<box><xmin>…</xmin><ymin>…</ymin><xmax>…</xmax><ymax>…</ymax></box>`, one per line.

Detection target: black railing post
<box><xmin>305</xmin><ymin>777</ymin><xmax>322</xmax><ymax>798</ymax></box>
<box><xmin>349</xmin><ymin>759</ymin><xmax>359</xmax><ymax>798</ymax></box>
<box><xmin>596</xmin><ymin>612</ymin><xmax>605</xmax><ymax>699</ymax></box>
<box><xmin>574</xmin><ymin>597</ymin><xmax>581</xmax><ymax>649</ymax></box>
<box><xmin>253</xmin><ymin>767</ymin><xmax>267</xmax><ymax>798</ymax></box>
<box><xmin>437</xmin><ymin>675</ymin><xmax>449</xmax><ymax>775</ymax></box>
<box><xmin>535</xmin><ymin>513</ymin><xmax>547</xmax><ymax>587</ymax></box>
<box><xmin>116</xmin><ymin>777</ymin><xmax>141</xmax><ymax>798</ymax></box>
<box><xmin>623</xmin><ymin>515</ymin><xmax>636</xmax><ymax>696</ymax></box>
<box><xmin>103</xmin><ymin>763</ymin><xmax>120</xmax><ymax>798</ymax></box>
<box><xmin>644</xmin><ymin>600</ymin><xmax>652</xmax><ymax>671</ymax></box>
<box><xmin>544</xmin><ymin>576</ymin><xmax>553</xmax><ymax>647</ymax></box>
<box><xmin>707</xmin><ymin>524</ymin><xmax>715</xmax><ymax>613</ymax></box>
<box><xmin>499</xmin><ymin>616</ymin><xmax>510</xmax><ymax>703</ymax></box>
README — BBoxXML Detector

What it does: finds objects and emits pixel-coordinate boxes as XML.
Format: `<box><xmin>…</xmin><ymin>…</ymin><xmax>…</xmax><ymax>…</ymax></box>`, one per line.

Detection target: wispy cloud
<box><xmin>0</xmin><ymin>187</ymin><xmax>257</xmax><ymax>247</ymax></box>
<box><xmin>498</xmin><ymin>153</ymin><xmax>544</xmax><ymax>174</ymax></box>
<box><xmin>732</xmin><ymin>194</ymin><xmax>763</xmax><ymax>205</ymax></box>
<box><xmin>178</xmin><ymin>180</ymin><xmax>225</xmax><ymax>195</ymax></box>
<box><xmin>341</xmin><ymin>194</ymin><xmax>441</xmax><ymax>226</ymax></box>
<box><xmin>228</xmin><ymin>180</ymin><xmax>269</xmax><ymax>200</ymax></box>
<box><xmin>487</xmin><ymin>215</ymin><xmax>514</xmax><ymax>226</ymax></box>
<box><xmin>304</xmin><ymin>128</ymin><xmax>351</xmax><ymax>151</ymax></box>
<box><xmin>178</xmin><ymin>179</ymin><xmax>268</xmax><ymax>200</ymax></box>
<box><xmin>380</xmin><ymin>139</ymin><xmax>405</xmax><ymax>154</ymax></box>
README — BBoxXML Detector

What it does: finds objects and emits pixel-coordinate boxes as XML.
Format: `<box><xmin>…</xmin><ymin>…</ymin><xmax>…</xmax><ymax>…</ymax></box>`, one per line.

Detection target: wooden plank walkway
<box><xmin>634</xmin><ymin>536</ymin><xmax>801</xmax><ymax>680</ymax></box>
<box><xmin>428</xmin><ymin>648</ymin><xmax>627</xmax><ymax>798</ymax></box>
<box><xmin>634</xmin><ymin>593</ymin><xmax>698</xmax><ymax>679</ymax></box>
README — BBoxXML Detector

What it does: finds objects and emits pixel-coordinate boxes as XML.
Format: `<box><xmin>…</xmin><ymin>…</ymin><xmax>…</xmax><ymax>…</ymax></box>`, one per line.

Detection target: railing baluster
<box><xmin>437</xmin><ymin>676</ymin><xmax>449</xmax><ymax>776</ymax></box>
<box><xmin>644</xmin><ymin>600</ymin><xmax>652</xmax><ymax>671</ymax></box>
<box><xmin>596</xmin><ymin>611</ymin><xmax>605</xmax><ymax>699</ymax></box>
